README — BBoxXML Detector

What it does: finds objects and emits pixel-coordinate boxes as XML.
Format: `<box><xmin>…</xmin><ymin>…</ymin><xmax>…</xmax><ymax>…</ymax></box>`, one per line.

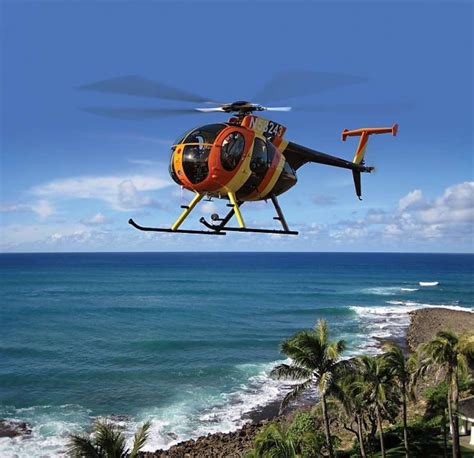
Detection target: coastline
<box><xmin>140</xmin><ymin>306</ymin><xmax>474</xmax><ymax>457</ymax></box>
<box><xmin>406</xmin><ymin>307</ymin><xmax>474</xmax><ymax>352</ymax></box>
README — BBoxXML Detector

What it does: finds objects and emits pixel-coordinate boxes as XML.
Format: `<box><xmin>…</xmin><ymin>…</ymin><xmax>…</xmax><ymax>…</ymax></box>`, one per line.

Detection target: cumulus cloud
<box><xmin>398</xmin><ymin>189</ymin><xmax>423</xmax><ymax>211</ymax></box>
<box><xmin>80</xmin><ymin>212</ymin><xmax>113</xmax><ymax>226</ymax></box>
<box><xmin>31</xmin><ymin>173</ymin><xmax>170</xmax><ymax>210</ymax></box>
<box><xmin>31</xmin><ymin>200</ymin><xmax>55</xmax><ymax>220</ymax></box>
<box><xmin>1</xmin><ymin>200</ymin><xmax>55</xmax><ymax>220</ymax></box>
<box><xmin>417</xmin><ymin>182</ymin><xmax>474</xmax><ymax>224</ymax></box>
<box><xmin>332</xmin><ymin>181</ymin><xmax>474</xmax><ymax>246</ymax></box>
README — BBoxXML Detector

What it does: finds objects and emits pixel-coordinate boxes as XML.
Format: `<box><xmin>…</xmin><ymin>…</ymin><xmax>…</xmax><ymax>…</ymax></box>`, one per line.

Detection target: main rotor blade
<box><xmin>264</xmin><ymin>106</ymin><xmax>292</xmax><ymax>112</ymax></box>
<box><xmin>78</xmin><ymin>75</ymin><xmax>217</xmax><ymax>103</ymax></box>
<box><xmin>254</xmin><ymin>71</ymin><xmax>368</xmax><ymax>103</ymax></box>
<box><xmin>80</xmin><ymin>107</ymin><xmax>205</xmax><ymax>120</ymax></box>
<box><xmin>195</xmin><ymin>107</ymin><xmax>226</xmax><ymax>113</ymax></box>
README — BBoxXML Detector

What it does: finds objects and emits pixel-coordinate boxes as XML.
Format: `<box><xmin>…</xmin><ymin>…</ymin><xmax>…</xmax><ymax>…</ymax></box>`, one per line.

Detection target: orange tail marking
<box><xmin>342</xmin><ymin>124</ymin><xmax>398</xmax><ymax>164</ymax></box>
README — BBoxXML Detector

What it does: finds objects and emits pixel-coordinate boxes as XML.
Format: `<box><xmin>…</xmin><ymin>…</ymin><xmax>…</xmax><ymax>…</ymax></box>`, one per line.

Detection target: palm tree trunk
<box><xmin>446</xmin><ymin>372</ymin><xmax>460</xmax><ymax>458</ymax></box>
<box><xmin>452</xmin><ymin>371</ymin><xmax>461</xmax><ymax>458</ymax></box>
<box><xmin>402</xmin><ymin>381</ymin><xmax>409</xmax><ymax>458</ymax></box>
<box><xmin>376</xmin><ymin>405</ymin><xmax>385</xmax><ymax>458</ymax></box>
<box><xmin>356</xmin><ymin>414</ymin><xmax>367</xmax><ymax>458</ymax></box>
<box><xmin>321</xmin><ymin>394</ymin><xmax>334</xmax><ymax>458</ymax></box>
<box><xmin>442</xmin><ymin>408</ymin><xmax>448</xmax><ymax>458</ymax></box>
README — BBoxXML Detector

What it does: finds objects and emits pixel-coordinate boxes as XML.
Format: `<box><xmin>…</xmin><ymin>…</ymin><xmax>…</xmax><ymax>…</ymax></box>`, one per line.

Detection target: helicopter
<box><xmin>80</xmin><ymin>73</ymin><xmax>398</xmax><ymax>236</ymax></box>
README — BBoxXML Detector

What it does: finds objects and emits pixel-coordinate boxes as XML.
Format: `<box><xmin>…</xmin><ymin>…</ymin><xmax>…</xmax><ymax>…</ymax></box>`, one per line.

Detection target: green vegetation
<box><xmin>246</xmin><ymin>321</ymin><xmax>474</xmax><ymax>458</ymax></box>
<box><xmin>270</xmin><ymin>319</ymin><xmax>349</xmax><ymax>458</ymax></box>
<box><xmin>417</xmin><ymin>330</ymin><xmax>474</xmax><ymax>458</ymax></box>
<box><xmin>67</xmin><ymin>419</ymin><xmax>150</xmax><ymax>458</ymax></box>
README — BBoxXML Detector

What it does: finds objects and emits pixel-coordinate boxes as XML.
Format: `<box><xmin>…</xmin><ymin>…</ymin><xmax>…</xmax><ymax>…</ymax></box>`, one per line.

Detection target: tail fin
<box><xmin>342</xmin><ymin>124</ymin><xmax>398</xmax><ymax>199</ymax></box>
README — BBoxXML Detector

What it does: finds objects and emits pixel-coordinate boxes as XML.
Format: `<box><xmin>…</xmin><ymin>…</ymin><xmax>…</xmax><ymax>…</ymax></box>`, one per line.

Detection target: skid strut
<box><xmin>270</xmin><ymin>194</ymin><xmax>290</xmax><ymax>232</ymax></box>
<box><xmin>199</xmin><ymin>194</ymin><xmax>298</xmax><ymax>235</ymax></box>
<box><xmin>172</xmin><ymin>193</ymin><xmax>203</xmax><ymax>231</ymax></box>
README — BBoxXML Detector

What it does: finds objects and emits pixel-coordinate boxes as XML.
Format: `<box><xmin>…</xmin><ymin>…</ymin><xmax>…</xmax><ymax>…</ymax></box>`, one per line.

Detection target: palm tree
<box><xmin>382</xmin><ymin>342</ymin><xmax>415</xmax><ymax>458</ymax></box>
<box><xmin>331</xmin><ymin>371</ymin><xmax>368</xmax><ymax>458</ymax></box>
<box><xmin>355</xmin><ymin>355</ymin><xmax>392</xmax><ymax>458</ymax></box>
<box><xmin>270</xmin><ymin>319</ymin><xmax>347</xmax><ymax>458</ymax></box>
<box><xmin>418</xmin><ymin>329</ymin><xmax>474</xmax><ymax>458</ymax></box>
<box><xmin>68</xmin><ymin>419</ymin><xmax>151</xmax><ymax>458</ymax></box>
<box><xmin>246</xmin><ymin>422</ymin><xmax>297</xmax><ymax>458</ymax></box>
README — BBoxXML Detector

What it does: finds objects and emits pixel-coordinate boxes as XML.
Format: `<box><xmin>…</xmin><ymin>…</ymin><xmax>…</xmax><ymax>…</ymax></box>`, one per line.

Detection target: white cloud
<box><xmin>31</xmin><ymin>200</ymin><xmax>55</xmax><ymax>220</ymax></box>
<box><xmin>128</xmin><ymin>159</ymin><xmax>161</xmax><ymax>166</ymax></box>
<box><xmin>31</xmin><ymin>173</ymin><xmax>171</xmax><ymax>210</ymax></box>
<box><xmin>335</xmin><ymin>181</ymin><xmax>474</xmax><ymax>246</ymax></box>
<box><xmin>0</xmin><ymin>203</ymin><xmax>28</xmax><ymax>213</ymax></box>
<box><xmin>418</xmin><ymin>181</ymin><xmax>474</xmax><ymax>224</ymax></box>
<box><xmin>398</xmin><ymin>189</ymin><xmax>423</xmax><ymax>211</ymax></box>
<box><xmin>201</xmin><ymin>201</ymin><xmax>218</xmax><ymax>215</ymax></box>
<box><xmin>1</xmin><ymin>200</ymin><xmax>55</xmax><ymax>220</ymax></box>
<box><xmin>117</xmin><ymin>180</ymin><xmax>160</xmax><ymax>209</ymax></box>
<box><xmin>81</xmin><ymin>212</ymin><xmax>112</xmax><ymax>226</ymax></box>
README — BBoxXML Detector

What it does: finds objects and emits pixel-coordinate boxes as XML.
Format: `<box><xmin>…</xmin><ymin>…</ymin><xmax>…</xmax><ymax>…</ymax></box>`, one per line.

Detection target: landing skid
<box><xmin>128</xmin><ymin>219</ymin><xmax>226</xmax><ymax>235</ymax></box>
<box><xmin>199</xmin><ymin>217</ymin><xmax>298</xmax><ymax>235</ymax></box>
<box><xmin>129</xmin><ymin>193</ymin><xmax>297</xmax><ymax>236</ymax></box>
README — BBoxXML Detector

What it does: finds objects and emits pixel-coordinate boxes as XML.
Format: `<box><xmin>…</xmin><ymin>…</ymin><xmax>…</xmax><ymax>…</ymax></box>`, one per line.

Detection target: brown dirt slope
<box><xmin>407</xmin><ymin>307</ymin><xmax>474</xmax><ymax>352</ymax></box>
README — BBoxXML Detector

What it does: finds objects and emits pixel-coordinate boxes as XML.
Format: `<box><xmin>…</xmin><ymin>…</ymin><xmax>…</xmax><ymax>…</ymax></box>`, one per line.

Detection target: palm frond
<box><xmin>129</xmin><ymin>421</ymin><xmax>151</xmax><ymax>458</ymax></box>
<box><xmin>93</xmin><ymin>420</ymin><xmax>126</xmax><ymax>457</ymax></box>
<box><xmin>315</xmin><ymin>319</ymin><xmax>329</xmax><ymax>345</ymax></box>
<box><xmin>271</xmin><ymin>363</ymin><xmax>312</xmax><ymax>381</ymax></box>
<box><xmin>318</xmin><ymin>371</ymin><xmax>333</xmax><ymax>395</ymax></box>
<box><xmin>253</xmin><ymin>422</ymin><xmax>296</xmax><ymax>457</ymax></box>
<box><xmin>67</xmin><ymin>434</ymin><xmax>103</xmax><ymax>458</ymax></box>
<box><xmin>458</xmin><ymin>333</ymin><xmax>474</xmax><ymax>357</ymax></box>
<box><xmin>280</xmin><ymin>379</ymin><xmax>312</xmax><ymax>412</ymax></box>
<box><xmin>281</xmin><ymin>332</ymin><xmax>324</xmax><ymax>371</ymax></box>
<box><xmin>326</xmin><ymin>340</ymin><xmax>346</xmax><ymax>360</ymax></box>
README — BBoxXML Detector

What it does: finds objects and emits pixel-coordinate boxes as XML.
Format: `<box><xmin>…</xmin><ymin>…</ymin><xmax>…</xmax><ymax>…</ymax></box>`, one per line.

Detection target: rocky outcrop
<box><xmin>0</xmin><ymin>419</ymin><xmax>31</xmax><ymax>438</ymax></box>
<box><xmin>140</xmin><ymin>422</ymin><xmax>262</xmax><ymax>458</ymax></box>
<box><xmin>407</xmin><ymin>307</ymin><xmax>474</xmax><ymax>352</ymax></box>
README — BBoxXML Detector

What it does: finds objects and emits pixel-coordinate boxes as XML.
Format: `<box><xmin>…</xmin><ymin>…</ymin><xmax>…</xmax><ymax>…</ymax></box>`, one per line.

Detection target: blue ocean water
<box><xmin>0</xmin><ymin>252</ymin><xmax>472</xmax><ymax>456</ymax></box>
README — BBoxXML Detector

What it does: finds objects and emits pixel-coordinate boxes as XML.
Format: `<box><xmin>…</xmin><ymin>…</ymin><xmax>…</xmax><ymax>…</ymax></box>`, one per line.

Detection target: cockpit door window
<box><xmin>221</xmin><ymin>132</ymin><xmax>245</xmax><ymax>171</ymax></box>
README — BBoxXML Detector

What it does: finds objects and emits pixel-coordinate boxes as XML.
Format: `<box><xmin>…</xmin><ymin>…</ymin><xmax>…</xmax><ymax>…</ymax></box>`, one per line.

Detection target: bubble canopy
<box><xmin>172</xmin><ymin>124</ymin><xmax>228</xmax><ymax>184</ymax></box>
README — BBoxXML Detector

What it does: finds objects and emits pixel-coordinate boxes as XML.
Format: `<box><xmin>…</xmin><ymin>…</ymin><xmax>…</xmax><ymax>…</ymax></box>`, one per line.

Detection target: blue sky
<box><xmin>1</xmin><ymin>0</ymin><xmax>472</xmax><ymax>252</ymax></box>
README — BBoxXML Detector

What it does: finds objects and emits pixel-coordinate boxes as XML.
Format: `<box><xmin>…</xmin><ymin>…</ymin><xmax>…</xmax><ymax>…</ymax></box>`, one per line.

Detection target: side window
<box><xmin>221</xmin><ymin>132</ymin><xmax>245</xmax><ymax>171</ymax></box>
<box><xmin>250</xmin><ymin>138</ymin><xmax>268</xmax><ymax>173</ymax></box>
<box><xmin>266</xmin><ymin>140</ymin><xmax>277</xmax><ymax>165</ymax></box>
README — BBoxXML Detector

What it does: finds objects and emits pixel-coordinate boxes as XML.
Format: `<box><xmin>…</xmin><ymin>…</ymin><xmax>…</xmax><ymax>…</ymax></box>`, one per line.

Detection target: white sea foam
<box><xmin>134</xmin><ymin>359</ymin><xmax>297</xmax><ymax>452</ymax></box>
<box><xmin>0</xmin><ymin>404</ymin><xmax>91</xmax><ymax>457</ymax></box>
<box><xmin>349</xmin><ymin>302</ymin><xmax>473</xmax><ymax>357</ymax></box>
<box><xmin>0</xmin><ymin>360</ymin><xmax>300</xmax><ymax>456</ymax></box>
<box><xmin>360</xmin><ymin>286</ymin><xmax>419</xmax><ymax>296</ymax></box>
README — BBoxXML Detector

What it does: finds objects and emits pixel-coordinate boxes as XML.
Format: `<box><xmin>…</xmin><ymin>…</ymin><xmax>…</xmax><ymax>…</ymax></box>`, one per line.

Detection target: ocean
<box><xmin>0</xmin><ymin>252</ymin><xmax>472</xmax><ymax>456</ymax></box>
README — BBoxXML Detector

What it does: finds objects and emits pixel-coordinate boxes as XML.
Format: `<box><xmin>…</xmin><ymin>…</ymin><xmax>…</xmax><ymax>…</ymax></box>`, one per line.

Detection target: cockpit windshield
<box><xmin>174</xmin><ymin>124</ymin><xmax>227</xmax><ymax>184</ymax></box>
<box><xmin>175</xmin><ymin>123</ymin><xmax>227</xmax><ymax>146</ymax></box>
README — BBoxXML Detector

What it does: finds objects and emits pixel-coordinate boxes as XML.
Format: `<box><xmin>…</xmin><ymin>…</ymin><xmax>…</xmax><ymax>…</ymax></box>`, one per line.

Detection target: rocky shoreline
<box><xmin>3</xmin><ymin>307</ymin><xmax>472</xmax><ymax>456</ymax></box>
<box><xmin>407</xmin><ymin>307</ymin><xmax>474</xmax><ymax>352</ymax></box>
<box><xmin>139</xmin><ymin>307</ymin><xmax>474</xmax><ymax>458</ymax></box>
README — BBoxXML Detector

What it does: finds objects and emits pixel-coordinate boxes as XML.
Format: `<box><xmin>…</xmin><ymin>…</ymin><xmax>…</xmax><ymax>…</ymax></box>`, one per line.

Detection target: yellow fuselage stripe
<box><xmin>247</xmin><ymin>153</ymin><xmax>285</xmax><ymax>201</ymax></box>
<box><xmin>215</xmin><ymin>138</ymin><xmax>255</xmax><ymax>195</ymax></box>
